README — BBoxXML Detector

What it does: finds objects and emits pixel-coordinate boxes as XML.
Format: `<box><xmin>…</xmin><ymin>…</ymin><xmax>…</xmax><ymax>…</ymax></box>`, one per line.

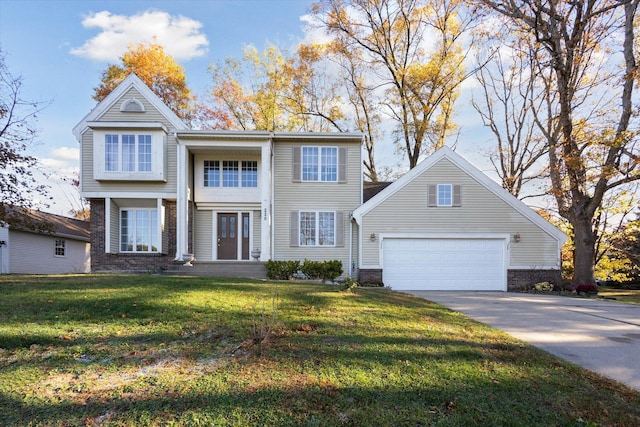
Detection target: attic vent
<box><xmin>120</xmin><ymin>98</ymin><xmax>145</xmax><ymax>113</ymax></box>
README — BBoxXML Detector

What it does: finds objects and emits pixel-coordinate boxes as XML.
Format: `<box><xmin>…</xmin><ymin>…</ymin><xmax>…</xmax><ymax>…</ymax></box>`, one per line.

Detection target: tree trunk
<box><xmin>571</xmin><ymin>214</ymin><xmax>596</xmax><ymax>285</ymax></box>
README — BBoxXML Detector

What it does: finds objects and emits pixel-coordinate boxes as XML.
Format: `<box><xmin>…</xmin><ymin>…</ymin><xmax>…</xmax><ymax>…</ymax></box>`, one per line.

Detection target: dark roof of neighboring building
<box><xmin>363</xmin><ymin>181</ymin><xmax>394</xmax><ymax>202</ymax></box>
<box><xmin>3</xmin><ymin>207</ymin><xmax>90</xmax><ymax>242</ymax></box>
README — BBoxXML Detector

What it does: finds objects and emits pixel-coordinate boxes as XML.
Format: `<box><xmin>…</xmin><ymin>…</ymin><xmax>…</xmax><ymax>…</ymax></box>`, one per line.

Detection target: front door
<box><xmin>217</xmin><ymin>213</ymin><xmax>237</xmax><ymax>260</ymax></box>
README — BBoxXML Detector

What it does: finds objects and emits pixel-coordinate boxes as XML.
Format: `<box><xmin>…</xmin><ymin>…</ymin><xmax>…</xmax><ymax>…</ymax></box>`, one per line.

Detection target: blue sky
<box><xmin>0</xmin><ymin>0</ymin><xmax>316</xmax><ymax>214</ymax></box>
<box><xmin>0</xmin><ymin>0</ymin><xmax>490</xmax><ymax>216</ymax></box>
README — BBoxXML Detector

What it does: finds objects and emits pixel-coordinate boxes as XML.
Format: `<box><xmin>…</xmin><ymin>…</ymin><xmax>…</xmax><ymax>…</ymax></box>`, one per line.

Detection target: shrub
<box><xmin>300</xmin><ymin>259</ymin><xmax>343</xmax><ymax>282</ymax></box>
<box><xmin>265</xmin><ymin>260</ymin><xmax>300</xmax><ymax>280</ymax></box>
<box><xmin>574</xmin><ymin>284</ymin><xmax>598</xmax><ymax>295</ymax></box>
<box><xmin>534</xmin><ymin>282</ymin><xmax>554</xmax><ymax>292</ymax></box>
<box><xmin>339</xmin><ymin>277</ymin><xmax>359</xmax><ymax>292</ymax></box>
<box><xmin>360</xmin><ymin>280</ymin><xmax>385</xmax><ymax>287</ymax></box>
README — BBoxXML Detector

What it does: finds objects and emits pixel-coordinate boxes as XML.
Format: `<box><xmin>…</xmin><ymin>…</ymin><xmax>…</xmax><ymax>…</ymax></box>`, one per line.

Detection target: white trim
<box><xmin>508</xmin><ymin>265</ymin><xmax>563</xmax><ymax>270</ymax></box>
<box><xmin>81</xmin><ymin>192</ymin><xmax>176</xmax><ymax>199</ymax></box>
<box><xmin>87</xmin><ymin>121</ymin><xmax>168</xmax><ymax>131</ymax></box>
<box><xmin>73</xmin><ymin>74</ymin><xmax>187</xmax><ymax>140</ymax></box>
<box><xmin>352</xmin><ymin>146</ymin><xmax>567</xmax><ymax>245</ymax></box>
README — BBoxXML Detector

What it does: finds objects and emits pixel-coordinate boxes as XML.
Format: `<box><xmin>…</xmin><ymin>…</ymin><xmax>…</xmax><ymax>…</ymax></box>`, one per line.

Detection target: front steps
<box><xmin>165</xmin><ymin>261</ymin><xmax>268</xmax><ymax>279</ymax></box>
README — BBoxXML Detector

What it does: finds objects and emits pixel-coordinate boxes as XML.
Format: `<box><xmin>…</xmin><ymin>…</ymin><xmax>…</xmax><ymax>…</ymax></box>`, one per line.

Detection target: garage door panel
<box><xmin>382</xmin><ymin>238</ymin><xmax>505</xmax><ymax>291</ymax></box>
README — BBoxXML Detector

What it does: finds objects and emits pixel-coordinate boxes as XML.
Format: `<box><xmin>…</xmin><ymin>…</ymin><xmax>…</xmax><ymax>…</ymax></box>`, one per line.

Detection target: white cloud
<box><xmin>70</xmin><ymin>9</ymin><xmax>209</xmax><ymax>61</ymax></box>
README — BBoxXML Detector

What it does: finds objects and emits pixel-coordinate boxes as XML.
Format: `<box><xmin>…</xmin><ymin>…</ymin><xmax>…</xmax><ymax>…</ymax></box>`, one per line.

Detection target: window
<box><xmin>203</xmin><ymin>160</ymin><xmax>258</xmax><ymax>187</ymax></box>
<box><xmin>222</xmin><ymin>161</ymin><xmax>239</xmax><ymax>187</ymax></box>
<box><xmin>302</xmin><ymin>146</ymin><xmax>338</xmax><ymax>182</ymax></box>
<box><xmin>120</xmin><ymin>209</ymin><xmax>159</xmax><ymax>252</ymax></box>
<box><xmin>204</xmin><ymin>161</ymin><xmax>220</xmax><ymax>187</ymax></box>
<box><xmin>242</xmin><ymin>161</ymin><xmax>258</xmax><ymax>187</ymax></box>
<box><xmin>104</xmin><ymin>134</ymin><xmax>153</xmax><ymax>173</ymax></box>
<box><xmin>437</xmin><ymin>184</ymin><xmax>452</xmax><ymax>207</ymax></box>
<box><xmin>299</xmin><ymin>211</ymin><xmax>335</xmax><ymax>246</ymax></box>
<box><xmin>54</xmin><ymin>239</ymin><xmax>66</xmax><ymax>257</ymax></box>
<box><xmin>428</xmin><ymin>184</ymin><xmax>462</xmax><ymax>207</ymax></box>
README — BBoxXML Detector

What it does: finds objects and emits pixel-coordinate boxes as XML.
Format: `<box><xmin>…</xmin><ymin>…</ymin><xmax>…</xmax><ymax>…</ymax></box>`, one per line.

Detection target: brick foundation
<box><xmin>358</xmin><ymin>269</ymin><xmax>383</xmax><ymax>284</ymax></box>
<box><xmin>507</xmin><ymin>269</ymin><xmax>562</xmax><ymax>291</ymax></box>
<box><xmin>90</xmin><ymin>198</ymin><xmax>178</xmax><ymax>273</ymax></box>
<box><xmin>358</xmin><ymin>267</ymin><xmax>562</xmax><ymax>291</ymax></box>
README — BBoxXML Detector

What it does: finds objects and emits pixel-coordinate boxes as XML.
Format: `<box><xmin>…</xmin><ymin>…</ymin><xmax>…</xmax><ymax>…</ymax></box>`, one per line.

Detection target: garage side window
<box><xmin>427</xmin><ymin>184</ymin><xmax>462</xmax><ymax>207</ymax></box>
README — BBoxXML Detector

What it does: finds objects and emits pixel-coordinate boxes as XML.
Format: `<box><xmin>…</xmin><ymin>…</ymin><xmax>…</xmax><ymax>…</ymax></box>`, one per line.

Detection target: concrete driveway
<box><xmin>406</xmin><ymin>291</ymin><xmax>640</xmax><ymax>392</ymax></box>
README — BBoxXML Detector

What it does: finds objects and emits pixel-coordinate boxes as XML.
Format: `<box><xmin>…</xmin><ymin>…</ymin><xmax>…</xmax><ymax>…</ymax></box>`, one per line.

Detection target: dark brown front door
<box><xmin>217</xmin><ymin>213</ymin><xmax>237</xmax><ymax>260</ymax></box>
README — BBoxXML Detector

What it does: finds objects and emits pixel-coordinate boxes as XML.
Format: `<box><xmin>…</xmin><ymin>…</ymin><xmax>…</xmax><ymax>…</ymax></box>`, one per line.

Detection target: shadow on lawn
<box><xmin>2</xmin><ymin>362</ymin><xmax>638</xmax><ymax>426</ymax></box>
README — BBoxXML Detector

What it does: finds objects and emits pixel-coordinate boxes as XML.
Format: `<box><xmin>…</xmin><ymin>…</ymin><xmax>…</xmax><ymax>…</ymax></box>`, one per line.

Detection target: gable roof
<box><xmin>363</xmin><ymin>181</ymin><xmax>394</xmax><ymax>202</ymax></box>
<box><xmin>353</xmin><ymin>146</ymin><xmax>567</xmax><ymax>244</ymax></box>
<box><xmin>4</xmin><ymin>207</ymin><xmax>90</xmax><ymax>242</ymax></box>
<box><xmin>72</xmin><ymin>73</ymin><xmax>188</xmax><ymax>140</ymax></box>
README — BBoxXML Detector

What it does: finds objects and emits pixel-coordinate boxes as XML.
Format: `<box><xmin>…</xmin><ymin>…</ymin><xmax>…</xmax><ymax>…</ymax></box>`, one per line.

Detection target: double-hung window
<box><xmin>428</xmin><ymin>184</ymin><xmax>462</xmax><ymax>207</ymax></box>
<box><xmin>299</xmin><ymin>211</ymin><xmax>335</xmax><ymax>246</ymax></box>
<box><xmin>104</xmin><ymin>134</ymin><xmax>152</xmax><ymax>173</ymax></box>
<box><xmin>302</xmin><ymin>147</ymin><xmax>338</xmax><ymax>182</ymax></box>
<box><xmin>204</xmin><ymin>160</ymin><xmax>258</xmax><ymax>188</ymax></box>
<box><xmin>120</xmin><ymin>209</ymin><xmax>159</xmax><ymax>252</ymax></box>
<box><xmin>437</xmin><ymin>184</ymin><xmax>453</xmax><ymax>207</ymax></box>
<box><xmin>54</xmin><ymin>239</ymin><xmax>66</xmax><ymax>257</ymax></box>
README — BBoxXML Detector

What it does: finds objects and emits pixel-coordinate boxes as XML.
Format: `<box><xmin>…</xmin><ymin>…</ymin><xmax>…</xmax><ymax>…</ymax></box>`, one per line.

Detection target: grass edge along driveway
<box><xmin>1</xmin><ymin>274</ymin><xmax>639</xmax><ymax>426</ymax></box>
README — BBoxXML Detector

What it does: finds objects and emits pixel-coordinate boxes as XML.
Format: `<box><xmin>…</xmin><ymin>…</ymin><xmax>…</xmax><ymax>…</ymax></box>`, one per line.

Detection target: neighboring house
<box><xmin>0</xmin><ymin>208</ymin><xmax>90</xmax><ymax>274</ymax></box>
<box><xmin>73</xmin><ymin>73</ymin><xmax>565</xmax><ymax>291</ymax></box>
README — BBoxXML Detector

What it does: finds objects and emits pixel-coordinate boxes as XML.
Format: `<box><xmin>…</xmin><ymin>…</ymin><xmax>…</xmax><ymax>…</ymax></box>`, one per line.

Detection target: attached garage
<box><xmin>352</xmin><ymin>147</ymin><xmax>567</xmax><ymax>292</ymax></box>
<box><xmin>382</xmin><ymin>237</ymin><xmax>506</xmax><ymax>291</ymax></box>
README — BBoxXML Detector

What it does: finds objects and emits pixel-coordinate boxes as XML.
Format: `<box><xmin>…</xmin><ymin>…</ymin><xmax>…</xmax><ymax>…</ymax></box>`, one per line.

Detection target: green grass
<box><xmin>1</xmin><ymin>275</ymin><xmax>639</xmax><ymax>426</ymax></box>
<box><xmin>597</xmin><ymin>286</ymin><xmax>640</xmax><ymax>305</ymax></box>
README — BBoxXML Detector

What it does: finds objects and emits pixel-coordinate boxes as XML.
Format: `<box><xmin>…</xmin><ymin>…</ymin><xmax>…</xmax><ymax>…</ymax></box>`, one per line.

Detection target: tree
<box><xmin>472</xmin><ymin>35</ymin><xmax>548</xmax><ymax>198</ymax></box>
<box><xmin>209</xmin><ymin>44</ymin><xmax>346</xmax><ymax>132</ymax></box>
<box><xmin>93</xmin><ymin>41</ymin><xmax>193</xmax><ymax>120</ymax></box>
<box><xmin>0</xmin><ymin>49</ymin><xmax>51</xmax><ymax>230</ymax></box>
<box><xmin>480</xmin><ymin>0</ymin><xmax>640</xmax><ymax>285</ymax></box>
<box><xmin>314</xmin><ymin>0</ymin><xmax>474</xmax><ymax>170</ymax></box>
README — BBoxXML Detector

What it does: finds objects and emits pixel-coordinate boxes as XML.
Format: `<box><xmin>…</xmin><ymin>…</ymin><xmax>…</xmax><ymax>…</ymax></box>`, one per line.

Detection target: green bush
<box><xmin>265</xmin><ymin>260</ymin><xmax>300</xmax><ymax>280</ymax></box>
<box><xmin>300</xmin><ymin>259</ymin><xmax>324</xmax><ymax>280</ymax></box>
<box><xmin>339</xmin><ymin>277</ymin><xmax>359</xmax><ymax>292</ymax></box>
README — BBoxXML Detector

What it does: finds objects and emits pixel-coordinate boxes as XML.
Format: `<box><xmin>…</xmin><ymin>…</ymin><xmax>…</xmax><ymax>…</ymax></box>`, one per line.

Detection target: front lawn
<box><xmin>1</xmin><ymin>275</ymin><xmax>639</xmax><ymax>426</ymax></box>
<box><xmin>597</xmin><ymin>286</ymin><xmax>640</xmax><ymax>305</ymax></box>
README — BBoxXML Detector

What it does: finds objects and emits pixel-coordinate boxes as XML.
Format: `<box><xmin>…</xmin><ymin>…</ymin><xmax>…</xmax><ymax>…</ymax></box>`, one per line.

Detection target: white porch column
<box><xmin>104</xmin><ymin>197</ymin><xmax>111</xmax><ymax>253</ymax></box>
<box><xmin>175</xmin><ymin>142</ymin><xmax>189</xmax><ymax>260</ymax></box>
<box><xmin>260</xmin><ymin>141</ymin><xmax>272</xmax><ymax>260</ymax></box>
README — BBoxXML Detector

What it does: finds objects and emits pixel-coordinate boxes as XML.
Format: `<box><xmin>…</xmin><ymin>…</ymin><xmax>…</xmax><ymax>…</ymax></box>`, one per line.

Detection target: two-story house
<box><xmin>73</xmin><ymin>74</ymin><xmax>362</xmax><ymax>277</ymax></box>
<box><xmin>74</xmin><ymin>74</ymin><xmax>566</xmax><ymax>291</ymax></box>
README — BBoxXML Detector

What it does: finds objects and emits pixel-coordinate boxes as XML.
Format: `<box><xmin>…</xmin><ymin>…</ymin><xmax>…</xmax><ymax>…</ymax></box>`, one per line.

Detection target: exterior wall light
<box><xmin>370</xmin><ymin>233</ymin><xmax>376</xmax><ymax>241</ymax></box>
<box><xmin>513</xmin><ymin>233</ymin><xmax>521</xmax><ymax>243</ymax></box>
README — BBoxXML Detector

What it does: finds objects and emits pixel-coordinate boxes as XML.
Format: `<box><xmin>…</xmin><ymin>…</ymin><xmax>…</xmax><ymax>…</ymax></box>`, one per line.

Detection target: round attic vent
<box><xmin>120</xmin><ymin>98</ymin><xmax>145</xmax><ymax>113</ymax></box>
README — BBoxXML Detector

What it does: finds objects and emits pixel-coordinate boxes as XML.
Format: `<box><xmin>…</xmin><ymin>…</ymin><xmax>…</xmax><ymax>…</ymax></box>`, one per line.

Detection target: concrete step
<box><xmin>165</xmin><ymin>261</ymin><xmax>267</xmax><ymax>279</ymax></box>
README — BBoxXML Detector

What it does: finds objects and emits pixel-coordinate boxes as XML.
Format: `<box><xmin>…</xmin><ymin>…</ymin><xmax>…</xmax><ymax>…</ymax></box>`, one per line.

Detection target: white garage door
<box><xmin>382</xmin><ymin>238</ymin><xmax>505</xmax><ymax>291</ymax></box>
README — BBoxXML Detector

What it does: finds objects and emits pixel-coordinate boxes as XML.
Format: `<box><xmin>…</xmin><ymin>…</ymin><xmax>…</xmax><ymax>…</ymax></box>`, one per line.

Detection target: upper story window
<box><xmin>293</xmin><ymin>146</ymin><xmax>346</xmax><ymax>183</ymax></box>
<box><xmin>302</xmin><ymin>146</ymin><xmax>338</xmax><ymax>182</ymax></box>
<box><xmin>105</xmin><ymin>134</ymin><xmax>152</xmax><ymax>173</ymax></box>
<box><xmin>92</xmin><ymin>128</ymin><xmax>165</xmax><ymax>182</ymax></box>
<box><xmin>204</xmin><ymin>160</ymin><xmax>258</xmax><ymax>188</ymax></box>
<box><xmin>428</xmin><ymin>184</ymin><xmax>462</xmax><ymax>207</ymax></box>
<box><xmin>437</xmin><ymin>184</ymin><xmax>452</xmax><ymax>206</ymax></box>
<box><xmin>54</xmin><ymin>239</ymin><xmax>66</xmax><ymax>257</ymax></box>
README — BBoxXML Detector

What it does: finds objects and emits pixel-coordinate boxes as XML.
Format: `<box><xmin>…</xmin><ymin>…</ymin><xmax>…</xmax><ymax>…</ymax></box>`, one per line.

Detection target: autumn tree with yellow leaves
<box><xmin>93</xmin><ymin>41</ymin><xmax>193</xmax><ymax>120</ymax></box>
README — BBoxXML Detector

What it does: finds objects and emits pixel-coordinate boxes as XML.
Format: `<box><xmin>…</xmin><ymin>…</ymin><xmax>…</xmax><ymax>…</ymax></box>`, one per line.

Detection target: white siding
<box><xmin>8</xmin><ymin>231</ymin><xmax>90</xmax><ymax>274</ymax></box>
